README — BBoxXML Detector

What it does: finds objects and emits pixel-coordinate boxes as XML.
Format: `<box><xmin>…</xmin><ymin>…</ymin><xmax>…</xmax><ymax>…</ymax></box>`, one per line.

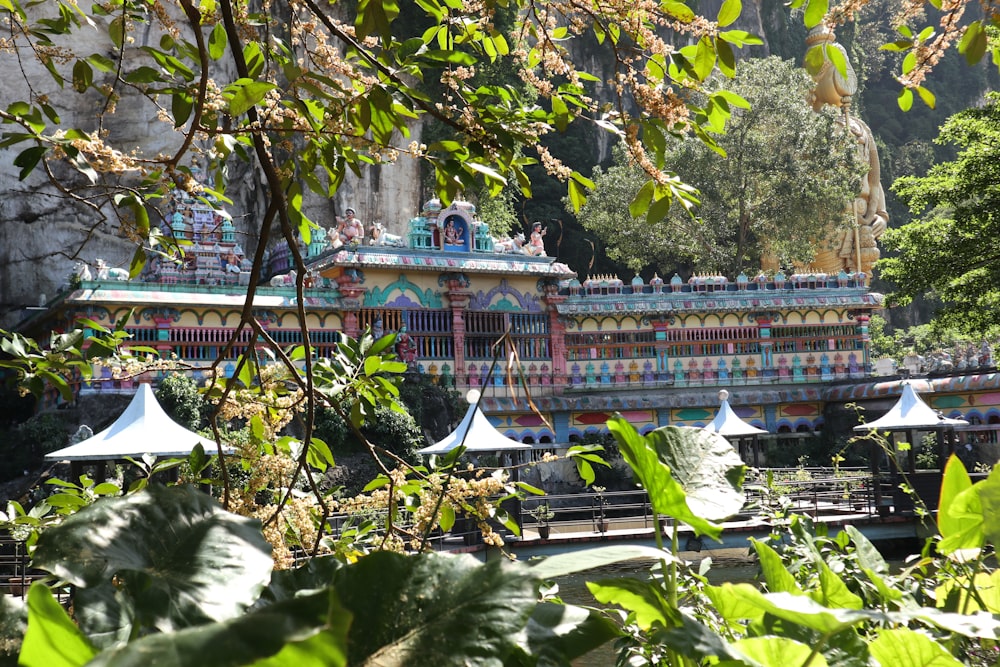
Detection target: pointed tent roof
<box><xmin>46</xmin><ymin>383</ymin><xmax>227</xmax><ymax>461</ymax></box>
<box><xmin>853</xmin><ymin>381</ymin><xmax>969</xmax><ymax>432</ymax></box>
<box><xmin>418</xmin><ymin>390</ymin><xmax>531</xmax><ymax>455</ymax></box>
<box><xmin>704</xmin><ymin>390</ymin><xmax>769</xmax><ymax>437</ymax></box>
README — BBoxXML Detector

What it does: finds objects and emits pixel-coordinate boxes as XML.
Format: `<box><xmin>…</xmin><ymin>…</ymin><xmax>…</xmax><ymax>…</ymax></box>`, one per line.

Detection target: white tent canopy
<box><xmin>46</xmin><ymin>383</ymin><xmax>227</xmax><ymax>462</ymax></box>
<box><xmin>704</xmin><ymin>390</ymin><xmax>768</xmax><ymax>437</ymax></box>
<box><xmin>853</xmin><ymin>381</ymin><xmax>969</xmax><ymax>432</ymax></box>
<box><xmin>418</xmin><ymin>390</ymin><xmax>531</xmax><ymax>455</ymax></box>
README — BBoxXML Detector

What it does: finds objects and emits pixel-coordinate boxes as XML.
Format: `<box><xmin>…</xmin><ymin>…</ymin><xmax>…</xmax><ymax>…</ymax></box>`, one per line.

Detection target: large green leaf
<box><xmin>974</xmin><ymin>463</ymin><xmax>1000</xmax><ymax>547</ymax></box>
<box><xmin>256</xmin><ymin>555</ymin><xmax>344</xmax><ymax>607</ymax></box>
<box><xmin>31</xmin><ymin>485</ymin><xmax>273</xmax><ymax>635</ymax></box>
<box><xmin>644</xmin><ymin>425</ymin><xmax>746</xmax><ymax>520</ymax></box>
<box><xmin>732</xmin><ymin>636</ymin><xmax>826</xmax><ymax>667</ymax></box>
<box><xmin>607</xmin><ymin>418</ymin><xmax>725</xmax><ymax>539</ymax></box>
<box><xmin>529</xmin><ymin>544</ymin><xmax>677</xmax><ymax>580</ymax></box>
<box><xmin>938</xmin><ymin>454</ymin><xmax>973</xmax><ymax>539</ymax></box>
<box><xmin>868</xmin><ymin>627</ymin><xmax>962</xmax><ymax>667</ymax></box>
<box><xmin>19</xmin><ymin>583</ymin><xmax>95</xmax><ymax>667</ymax></box>
<box><xmin>330</xmin><ymin>551</ymin><xmax>539</xmax><ymax>666</ymax></box>
<box><xmin>0</xmin><ymin>591</ymin><xmax>26</xmax><ymax>667</ymax></box>
<box><xmin>750</xmin><ymin>540</ymin><xmax>801</xmax><ymax>594</ymax></box>
<box><xmin>587</xmin><ymin>578</ymin><xmax>673</xmax><ymax>630</ymax></box>
<box><xmin>508</xmin><ymin>602</ymin><xmax>620</xmax><ymax>666</ymax></box>
<box><xmin>84</xmin><ymin>589</ymin><xmax>349</xmax><ymax>667</ymax></box>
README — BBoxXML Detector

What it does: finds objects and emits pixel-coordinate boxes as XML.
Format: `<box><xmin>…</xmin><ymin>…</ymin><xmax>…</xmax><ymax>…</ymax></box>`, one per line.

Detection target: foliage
<box><xmin>880</xmin><ymin>92</ymin><xmax>1000</xmax><ymax>334</ymax></box>
<box><xmin>575</xmin><ymin>57</ymin><xmax>860</xmax><ymax>276</ymax></box>
<box><xmin>155</xmin><ymin>372</ymin><xmax>209</xmax><ymax>431</ymax></box>
<box><xmin>0</xmin><ymin>412</ymin><xmax>69</xmax><ymax>481</ymax></box>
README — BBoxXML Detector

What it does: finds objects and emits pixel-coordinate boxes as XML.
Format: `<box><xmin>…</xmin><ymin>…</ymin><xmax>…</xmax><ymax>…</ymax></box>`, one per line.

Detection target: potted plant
<box><xmin>593</xmin><ymin>486</ymin><xmax>610</xmax><ymax>533</ymax></box>
<box><xmin>529</xmin><ymin>502</ymin><xmax>555</xmax><ymax>539</ymax></box>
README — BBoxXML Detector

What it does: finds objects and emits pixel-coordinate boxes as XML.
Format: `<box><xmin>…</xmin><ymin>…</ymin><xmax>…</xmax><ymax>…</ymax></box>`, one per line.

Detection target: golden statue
<box><xmin>803</xmin><ymin>25</ymin><xmax>888</xmax><ymax>276</ymax></box>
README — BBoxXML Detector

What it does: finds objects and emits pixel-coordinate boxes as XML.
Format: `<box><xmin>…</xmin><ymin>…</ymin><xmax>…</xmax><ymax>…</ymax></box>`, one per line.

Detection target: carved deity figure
<box><xmin>335</xmin><ymin>207</ymin><xmax>365</xmax><ymax>246</ymax></box>
<box><xmin>395</xmin><ymin>325</ymin><xmax>417</xmax><ymax>365</ymax></box>
<box><xmin>801</xmin><ymin>25</ymin><xmax>888</xmax><ymax>276</ymax></box>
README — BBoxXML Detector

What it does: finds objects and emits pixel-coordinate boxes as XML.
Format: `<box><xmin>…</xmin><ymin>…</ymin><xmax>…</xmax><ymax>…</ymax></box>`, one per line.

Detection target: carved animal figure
<box><xmin>492</xmin><ymin>234</ymin><xmax>518</xmax><ymax>253</ymax></box>
<box><xmin>497</xmin><ymin>232</ymin><xmax>529</xmax><ymax>254</ymax></box>
<box><xmin>72</xmin><ymin>261</ymin><xmax>92</xmax><ymax>282</ymax></box>
<box><xmin>369</xmin><ymin>222</ymin><xmax>405</xmax><ymax>247</ymax></box>
<box><xmin>269</xmin><ymin>270</ymin><xmax>297</xmax><ymax>287</ymax></box>
<box><xmin>95</xmin><ymin>258</ymin><xmax>129</xmax><ymax>281</ymax></box>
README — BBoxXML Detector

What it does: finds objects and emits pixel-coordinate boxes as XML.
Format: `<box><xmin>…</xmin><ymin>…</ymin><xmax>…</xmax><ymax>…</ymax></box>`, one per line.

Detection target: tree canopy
<box><xmin>879</xmin><ymin>92</ymin><xmax>1000</xmax><ymax>334</ymax></box>
<box><xmin>574</xmin><ymin>57</ymin><xmax>860</xmax><ymax>277</ymax></box>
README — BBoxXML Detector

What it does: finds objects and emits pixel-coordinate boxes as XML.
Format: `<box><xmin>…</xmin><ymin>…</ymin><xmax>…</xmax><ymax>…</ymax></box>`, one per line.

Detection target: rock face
<box><xmin>0</xmin><ymin>1</ymin><xmax>774</xmax><ymax>330</ymax></box>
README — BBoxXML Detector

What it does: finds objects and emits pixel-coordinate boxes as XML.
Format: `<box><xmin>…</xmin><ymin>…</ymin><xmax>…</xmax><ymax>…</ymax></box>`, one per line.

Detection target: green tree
<box><xmin>880</xmin><ymin>92</ymin><xmax>1000</xmax><ymax>334</ymax></box>
<box><xmin>155</xmin><ymin>373</ymin><xmax>208</xmax><ymax>431</ymax></box>
<box><xmin>575</xmin><ymin>57</ymin><xmax>861</xmax><ymax>276</ymax></box>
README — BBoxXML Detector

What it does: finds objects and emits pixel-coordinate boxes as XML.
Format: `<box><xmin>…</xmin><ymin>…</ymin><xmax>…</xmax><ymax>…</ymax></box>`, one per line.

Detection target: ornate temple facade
<box><xmin>21</xmin><ymin>191</ymin><xmax>913</xmax><ymax>450</ymax></box>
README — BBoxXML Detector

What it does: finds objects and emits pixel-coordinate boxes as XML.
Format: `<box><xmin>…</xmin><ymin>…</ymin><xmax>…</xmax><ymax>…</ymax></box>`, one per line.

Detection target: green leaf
<box><xmin>803</xmin><ymin>0</ymin><xmax>828</xmax><ymax>29</ymax></box>
<box><xmin>14</xmin><ymin>146</ymin><xmax>47</xmax><ymax>180</ymax></box>
<box><xmin>630</xmin><ymin>180</ymin><xmax>655</xmax><ymax>219</ymax></box>
<box><xmin>587</xmin><ymin>578</ymin><xmax>671</xmax><ymax>630</ymax></box>
<box><xmin>31</xmin><ymin>485</ymin><xmax>274</xmax><ymax>638</ymax></box>
<box><xmin>307</xmin><ymin>437</ymin><xmax>335</xmax><ymax>472</ymax></box>
<box><xmin>530</xmin><ymin>545</ymin><xmax>678</xmax><ymax>580</ymax></box>
<box><xmin>108</xmin><ymin>15</ymin><xmax>125</xmax><ymax>49</ymax></box>
<box><xmin>662</xmin><ymin>1</ymin><xmax>695</xmax><ymax>22</ymax></box>
<box><xmin>803</xmin><ymin>44</ymin><xmax>825</xmax><ymax>75</ymax></box>
<box><xmin>642</xmin><ymin>425</ymin><xmax>745</xmax><ymax>520</ymax></box>
<box><xmin>958</xmin><ymin>21</ymin><xmax>988</xmax><ymax>64</ymax></box>
<box><xmin>975</xmin><ymin>464</ymin><xmax>1000</xmax><ymax>547</ymax></box>
<box><xmin>85</xmin><ymin>590</ymin><xmax>349</xmax><ymax>667</ymax></box>
<box><xmin>208</xmin><ymin>22</ymin><xmax>227</xmax><ymax>60</ymax></box>
<box><xmin>693</xmin><ymin>37</ymin><xmax>715</xmax><ymax>80</ymax></box>
<box><xmin>20</xmin><ymin>583</ymin><xmax>96</xmax><ymax>667</ymax></box>
<box><xmin>356</xmin><ymin>0</ymin><xmax>399</xmax><ymax>42</ymax></box>
<box><xmin>718</xmin><ymin>29</ymin><xmax>764</xmax><ymax>47</ymax></box>
<box><xmin>717</xmin><ymin>0</ymin><xmax>741</xmax><ymax>28</ymax></box>
<box><xmin>844</xmin><ymin>525</ymin><xmax>889</xmax><ymax>574</ymax></box>
<box><xmin>868</xmin><ymin>627</ymin><xmax>963</xmax><ymax>667</ymax></box>
<box><xmin>716</xmin><ymin>38</ymin><xmax>735</xmax><ymax>77</ymax></box>
<box><xmin>916</xmin><ymin>85</ymin><xmax>936</xmax><ymax>109</ymax></box>
<box><xmin>567</xmin><ymin>176</ymin><xmax>587</xmax><ymax>212</ymax></box>
<box><xmin>331</xmin><ymin>551</ymin><xmax>538</xmax><ymax>664</ymax></box>
<box><xmin>814</xmin><ymin>561</ymin><xmax>864</xmax><ymax>609</ymax></box>
<box><xmin>172</xmin><ymin>92</ymin><xmax>193</xmax><ymax>128</ymax></box>
<box><xmin>825</xmin><ymin>43</ymin><xmax>848</xmax><ymax>81</ymax></box>
<box><xmin>129</xmin><ymin>247</ymin><xmax>146</xmax><ymax>279</ymax></box>
<box><xmin>513</xmin><ymin>602</ymin><xmax>620</xmax><ymax>665</ymax></box>
<box><xmin>938</xmin><ymin>454</ymin><xmax>973</xmax><ymax>539</ymax></box>
<box><xmin>72</xmin><ymin>59</ymin><xmax>93</xmax><ymax>93</ymax></box>
<box><xmin>897</xmin><ymin>88</ymin><xmax>913</xmax><ymax>112</ymax></box>
<box><xmin>606</xmin><ymin>418</ymin><xmax>724</xmax><ymax>539</ymax></box>
<box><xmin>750</xmin><ymin>539</ymin><xmax>802</xmax><ymax>594</ymax></box>
<box><xmin>734</xmin><ymin>636</ymin><xmax>828</xmax><ymax>667</ymax></box>
<box><xmin>228</xmin><ymin>79</ymin><xmax>277</xmax><ymax>117</ymax></box>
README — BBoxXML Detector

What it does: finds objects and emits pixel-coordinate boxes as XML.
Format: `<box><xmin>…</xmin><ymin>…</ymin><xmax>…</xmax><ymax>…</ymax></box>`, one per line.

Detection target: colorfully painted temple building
<box><xmin>18</xmin><ymin>189</ymin><xmax>1000</xmax><ymax>455</ymax></box>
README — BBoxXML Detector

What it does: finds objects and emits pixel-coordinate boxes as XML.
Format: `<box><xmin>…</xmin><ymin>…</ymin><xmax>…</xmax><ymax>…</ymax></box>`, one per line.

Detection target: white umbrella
<box><xmin>704</xmin><ymin>389</ymin><xmax>769</xmax><ymax>437</ymax></box>
<box><xmin>418</xmin><ymin>390</ymin><xmax>531</xmax><ymax>455</ymax></box>
<box><xmin>853</xmin><ymin>382</ymin><xmax>969</xmax><ymax>432</ymax></box>
<box><xmin>46</xmin><ymin>383</ymin><xmax>229</xmax><ymax>461</ymax></box>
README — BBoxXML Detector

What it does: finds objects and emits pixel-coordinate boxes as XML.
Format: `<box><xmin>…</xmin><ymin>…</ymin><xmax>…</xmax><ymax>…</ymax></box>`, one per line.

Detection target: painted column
<box><xmin>650</xmin><ymin>317</ymin><xmax>670</xmax><ymax>382</ymax></box>
<box><xmin>152</xmin><ymin>315</ymin><xmax>175</xmax><ymax>358</ymax></box>
<box><xmin>854</xmin><ymin>313</ymin><xmax>871</xmax><ymax>375</ymax></box>
<box><xmin>552</xmin><ymin>410</ymin><xmax>570</xmax><ymax>443</ymax></box>
<box><xmin>445</xmin><ymin>279</ymin><xmax>471</xmax><ymax>389</ymax></box>
<box><xmin>542</xmin><ymin>290</ymin><xmax>567</xmax><ymax>387</ymax></box>
<box><xmin>757</xmin><ymin>314</ymin><xmax>774</xmax><ymax>377</ymax></box>
<box><xmin>335</xmin><ymin>270</ymin><xmax>367</xmax><ymax>338</ymax></box>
